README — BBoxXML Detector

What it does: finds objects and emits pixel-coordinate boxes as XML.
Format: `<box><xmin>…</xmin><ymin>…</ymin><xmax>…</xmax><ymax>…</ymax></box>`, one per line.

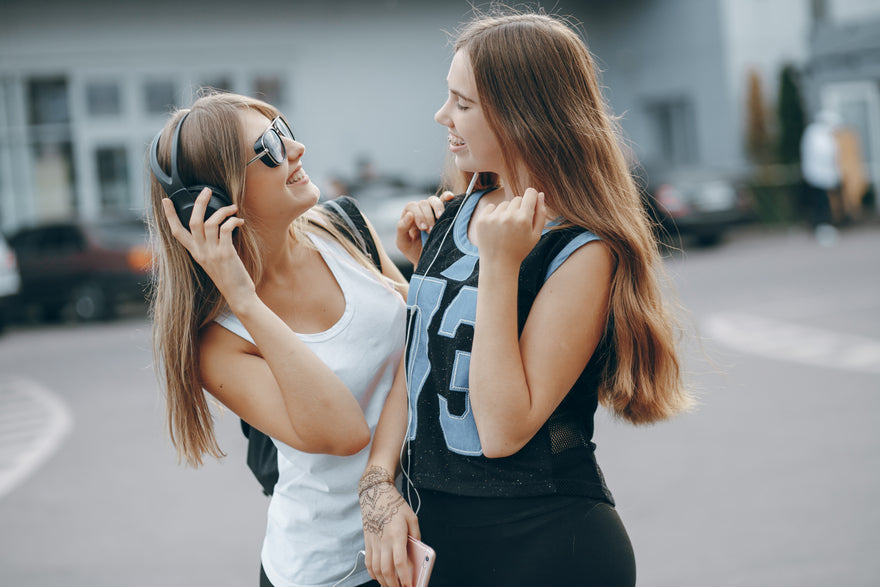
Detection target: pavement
<box><xmin>0</xmin><ymin>218</ymin><xmax>877</xmax><ymax>586</ymax></box>
<box><xmin>0</xmin><ymin>377</ymin><xmax>72</xmax><ymax>499</ymax></box>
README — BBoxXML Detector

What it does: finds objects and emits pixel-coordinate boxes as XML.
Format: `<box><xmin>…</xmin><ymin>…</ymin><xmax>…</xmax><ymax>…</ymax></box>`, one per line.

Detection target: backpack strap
<box><xmin>321</xmin><ymin>196</ymin><xmax>383</xmax><ymax>271</ymax></box>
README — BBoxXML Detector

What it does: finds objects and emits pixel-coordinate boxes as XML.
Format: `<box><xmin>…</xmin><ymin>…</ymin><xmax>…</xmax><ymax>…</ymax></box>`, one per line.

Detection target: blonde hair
<box><xmin>443</xmin><ymin>8</ymin><xmax>693</xmax><ymax>424</ymax></box>
<box><xmin>147</xmin><ymin>90</ymin><xmax>391</xmax><ymax>466</ymax></box>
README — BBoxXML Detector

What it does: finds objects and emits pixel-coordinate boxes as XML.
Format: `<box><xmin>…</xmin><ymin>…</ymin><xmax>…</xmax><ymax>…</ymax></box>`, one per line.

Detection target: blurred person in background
<box><xmin>147</xmin><ymin>90</ymin><xmax>409</xmax><ymax>587</ymax></box>
<box><xmin>358</xmin><ymin>7</ymin><xmax>693</xmax><ymax>587</ymax></box>
<box><xmin>800</xmin><ymin>109</ymin><xmax>842</xmax><ymax>246</ymax></box>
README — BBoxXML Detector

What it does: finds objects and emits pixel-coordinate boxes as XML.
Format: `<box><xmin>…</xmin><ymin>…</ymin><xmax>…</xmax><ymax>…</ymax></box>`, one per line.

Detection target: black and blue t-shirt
<box><xmin>404</xmin><ymin>189</ymin><xmax>614</xmax><ymax>502</ymax></box>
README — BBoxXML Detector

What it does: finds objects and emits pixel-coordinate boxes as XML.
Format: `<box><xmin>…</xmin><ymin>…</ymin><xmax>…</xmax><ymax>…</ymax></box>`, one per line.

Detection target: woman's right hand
<box><xmin>161</xmin><ymin>188</ymin><xmax>252</xmax><ymax>308</ymax></box>
<box><xmin>396</xmin><ymin>192</ymin><xmax>454</xmax><ymax>266</ymax></box>
<box><xmin>360</xmin><ymin>466</ymin><xmax>421</xmax><ymax>587</ymax></box>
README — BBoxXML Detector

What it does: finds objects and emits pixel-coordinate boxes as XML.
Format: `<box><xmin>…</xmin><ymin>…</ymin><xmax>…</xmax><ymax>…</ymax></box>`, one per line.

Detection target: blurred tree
<box><xmin>745</xmin><ymin>68</ymin><xmax>800</xmax><ymax>225</ymax></box>
<box><xmin>776</xmin><ymin>64</ymin><xmax>806</xmax><ymax>164</ymax></box>
<box><xmin>745</xmin><ymin>68</ymin><xmax>772</xmax><ymax>165</ymax></box>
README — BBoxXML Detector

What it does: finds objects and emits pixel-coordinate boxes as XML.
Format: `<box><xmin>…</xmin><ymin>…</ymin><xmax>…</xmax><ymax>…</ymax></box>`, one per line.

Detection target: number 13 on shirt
<box><xmin>406</xmin><ymin>274</ymin><xmax>483</xmax><ymax>456</ymax></box>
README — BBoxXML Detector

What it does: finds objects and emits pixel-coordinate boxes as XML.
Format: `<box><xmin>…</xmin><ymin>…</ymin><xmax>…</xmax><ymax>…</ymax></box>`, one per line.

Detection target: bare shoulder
<box><xmin>196</xmin><ymin>321</ymin><xmax>268</xmax><ymax>410</ymax></box>
<box><xmin>199</xmin><ymin>321</ymin><xmax>259</xmax><ymax>364</ymax></box>
<box><xmin>526</xmin><ymin>237</ymin><xmax>613</xmax><ymax>337</ymax></box>
<box><xmin>544</xmin><ymin>237</ymin><xmax>614</xmax><ymax>292</ymax></box>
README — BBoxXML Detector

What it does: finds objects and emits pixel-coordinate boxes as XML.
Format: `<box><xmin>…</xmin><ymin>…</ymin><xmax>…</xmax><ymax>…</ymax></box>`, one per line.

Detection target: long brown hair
<box><xmin>147</xmin><ymin>90</ymin><xmax>393</xmax><ymax>466</ymax></box>
<box><xmin>443</xmin><ymin>8</ymin><xmax>693</xmax><ymax>423</ymax></box>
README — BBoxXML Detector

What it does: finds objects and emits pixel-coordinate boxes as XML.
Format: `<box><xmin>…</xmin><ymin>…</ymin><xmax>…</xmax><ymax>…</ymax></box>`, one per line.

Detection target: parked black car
<box><xmin>638</xmin><ymin>166</ymin><xmax>754</xmax><ymax>246</ymax></box>
<box><xmin>7</xmin><ymin>218</ymin><xmax>152</xmax><ymax>322</ymax></box>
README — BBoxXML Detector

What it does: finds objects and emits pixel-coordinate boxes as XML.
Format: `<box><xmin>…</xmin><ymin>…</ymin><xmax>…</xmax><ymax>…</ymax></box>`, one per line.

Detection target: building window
<box><xmin>32</xmin><ymin>141</ymin><xmax>77</xmax><ymax>218</ymax></box>
<box><xmin>254</xmin><ymin>76</ymin><xmax>283</xmax><ymax>105</ymax></box>
<box><xmin>645</xmin><ymin>97</ymin><xmax>698</xmax><ymax>168</ymax></box>
<box><xmin>86</xmin><ymin>81</ymin><xmax>122</xmax><ymax>116</ymax></box>
<box><xmin>28</xmin><ymin>78</ymin><xmax>70</xmax><ymax>125</ymax></box>
<box><xmin>95</xmin><ymin>146</ymin><xmax>130</xmax><ymax>212</ymax></box>
<box><xmin>28</xmin><ymin>77</ymin><xmax>76</xmax><ymax>218</ymax></box>
<box><xmin>144</xmin><ymin>80</ymin><xmax>176</xmax><ymax>115</ymax></box>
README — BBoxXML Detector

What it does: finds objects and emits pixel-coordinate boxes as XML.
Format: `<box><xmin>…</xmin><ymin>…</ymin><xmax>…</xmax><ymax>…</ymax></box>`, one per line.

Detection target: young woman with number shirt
<box><xmin>358</xmin><ymin>8</ymin><xmax>694</xmax><ymax>587</ymax></box>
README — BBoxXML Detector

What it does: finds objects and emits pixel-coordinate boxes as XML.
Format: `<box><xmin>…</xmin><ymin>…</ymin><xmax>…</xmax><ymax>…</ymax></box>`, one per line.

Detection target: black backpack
<box><xmin>239</xmin><ymin>196</ymin><xmax>384</xmax><ymax>496</ymax></box>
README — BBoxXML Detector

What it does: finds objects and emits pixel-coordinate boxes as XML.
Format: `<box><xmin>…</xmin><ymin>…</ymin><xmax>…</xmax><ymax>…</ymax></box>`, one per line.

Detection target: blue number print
<box><xmin>436</xmin><ymin>287</ymin><xmax>481</xmax><ymax>455</ymax></box>
<box><xmin>407</xmin><ymin>275</ymin><xmax>482</xmax><ymax>456</ymax></box>
<box><xmin>406</xmin><ymin>274</ymin><xmax>445</xmax><ymax>441</ymax></box>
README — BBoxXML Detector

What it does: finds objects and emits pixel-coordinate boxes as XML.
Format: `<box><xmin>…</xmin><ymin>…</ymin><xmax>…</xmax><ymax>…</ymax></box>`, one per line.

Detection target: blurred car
<box><xmin>639</xmin><ymin>166</ymin><xmax>754</xmax><ymax>246</ymax></box>
<box><xmin>0</xmin><ymin>232</ymin><xmax>22</xmax><ymax>332</ymax></box>
<box><xmin>7</xmin><ymin>217</ymin><xmax>152</xmax><ymax>322</ymax></box>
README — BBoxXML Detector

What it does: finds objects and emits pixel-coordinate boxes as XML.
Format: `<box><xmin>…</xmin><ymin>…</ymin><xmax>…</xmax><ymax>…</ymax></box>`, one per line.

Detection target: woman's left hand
<box><xmin>474</xmin><ymin>187</ymin><xmax>547</xmax><ymax>267</ymax></box>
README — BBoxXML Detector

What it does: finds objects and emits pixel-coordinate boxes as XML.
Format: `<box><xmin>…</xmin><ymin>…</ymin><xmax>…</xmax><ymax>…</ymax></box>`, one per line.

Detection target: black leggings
<box><xmin>259</xmin><ymin>564</ymin><xmax>380</xmax><ymax>587</ymax></box>
<box><xmin>414</xmin><ymin>489</ymin><xmax>636</xmax><ymax>587</ymax></box>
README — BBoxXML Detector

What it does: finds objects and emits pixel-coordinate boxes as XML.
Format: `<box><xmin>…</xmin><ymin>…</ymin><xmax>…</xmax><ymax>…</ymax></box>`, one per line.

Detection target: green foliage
<box><xmin>777</xmin><ymin>64</ymin><xmax>806</xmax><ymax>164</ymax></box>
<box><xmin>748</xmin><ymin>182</ymin><xmax>802</xmax><ymax>225</ymax></box>
<box><xmin>743</xmin><ymin>64</ymin><xmax>811</xmax><ymax>226</ymax></box>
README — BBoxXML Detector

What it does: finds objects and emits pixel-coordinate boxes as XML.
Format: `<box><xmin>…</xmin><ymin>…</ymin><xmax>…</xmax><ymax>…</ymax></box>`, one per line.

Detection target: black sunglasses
<box><xmin>247</xmin><ymin>116</ymin><xmax>295</xmax><ymax>168</ymax></box>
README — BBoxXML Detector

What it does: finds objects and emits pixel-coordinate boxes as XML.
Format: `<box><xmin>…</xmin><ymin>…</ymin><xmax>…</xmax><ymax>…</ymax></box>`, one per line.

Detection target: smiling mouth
<box><xmin>448</xmin><ymin>135</ymin><xmax>466</xmax><ymax>147</ymax></box>
<box><xmin>287</xmin><ymin>168</ymin><xmax>306</xmax><ymax>184</ymax></box>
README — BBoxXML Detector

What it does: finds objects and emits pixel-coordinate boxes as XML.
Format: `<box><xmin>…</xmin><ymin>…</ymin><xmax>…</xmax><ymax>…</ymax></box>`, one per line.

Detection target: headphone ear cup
<box><xmin>170</xmin><ymin>186</ymin><xmax>233</xmax><ymax>230</ymax></box>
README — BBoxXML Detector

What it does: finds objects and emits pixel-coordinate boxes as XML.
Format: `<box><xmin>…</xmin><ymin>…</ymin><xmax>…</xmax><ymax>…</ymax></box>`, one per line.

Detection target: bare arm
<box><xmin>163</xmin><ymin>190</ymin><xmax>370</xmax><ymax>456</ymax></box>
<box><xmin>360</xmin><ymin>359</ymin><xmax>420</xmax><ymax>587</ymax></box>
<box><xmin>199</xmin><ymin>313</ymin><xmax>370</xmax><ymax>456</ymax></box>
<box><xmin>469</xmin><ymin>189</ymin><xmax>613</xmax><ymax>458</ymax></box>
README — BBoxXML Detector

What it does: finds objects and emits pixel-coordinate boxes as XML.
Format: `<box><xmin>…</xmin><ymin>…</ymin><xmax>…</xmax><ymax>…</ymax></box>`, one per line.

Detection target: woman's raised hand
<box><xmin>396</xmin><ymin>192</ymin><xmax>454</xmax><ymax>266</ymax></box>
<box><xmin>474</xmin><ymin>187</ymin><xmax>547</xmax><ymax>267</ymax></box>
<box><xmin>161</xmin><ymin>188</ymin><xmax>253</xmax><ymax>308</ymax></box>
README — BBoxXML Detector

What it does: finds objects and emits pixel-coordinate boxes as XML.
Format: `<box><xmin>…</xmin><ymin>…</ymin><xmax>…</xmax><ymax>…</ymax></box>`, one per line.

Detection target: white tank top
<box><xmin>216</xmin><ymin>233</ymin><xmax>406</xmax><ymax>587</ymax></box>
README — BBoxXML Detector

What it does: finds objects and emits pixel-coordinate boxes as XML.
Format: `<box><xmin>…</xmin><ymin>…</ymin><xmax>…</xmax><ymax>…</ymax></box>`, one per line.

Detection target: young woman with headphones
<box><xmin>147</xmin><ymin>90</ymin><xmax>409</xmax><ymax>587</ymax></box>
<box><xmin>358</xmin><ymin>7</ymin><xmax>694</xmax><ymax>587</ymax></box>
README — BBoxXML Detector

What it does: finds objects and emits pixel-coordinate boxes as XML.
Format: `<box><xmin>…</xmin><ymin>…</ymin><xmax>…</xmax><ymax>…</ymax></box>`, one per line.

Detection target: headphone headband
<box><xmin>149</xmin><ymin>112</ymin><xmax>191</xmax><ymax>199</ymax></box>
<box><xmin>148</xmin><ymin>111</ymin><xmax>232</xmax><ymax>229</ymax></box>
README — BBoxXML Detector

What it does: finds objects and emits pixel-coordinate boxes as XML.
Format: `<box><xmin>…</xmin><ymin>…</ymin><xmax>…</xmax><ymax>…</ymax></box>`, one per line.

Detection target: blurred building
<box><xmin>578</xmin><ymin>0</ymin><xmax>812</xmax><ymax>178</ymax></box>
<box><xmin>4</xmin><ymin>0</ymin><xmax>872</xmax><ymax>232</ymax></box>
<box><xmin>801</xmin><ymin>0</ymin><xmax>880</xmax><ymax>213</ymax></box>
<box><xmin>0</xmin><ymin>0</ymin><xmax>468</xmax><ymax>232</ymax></box>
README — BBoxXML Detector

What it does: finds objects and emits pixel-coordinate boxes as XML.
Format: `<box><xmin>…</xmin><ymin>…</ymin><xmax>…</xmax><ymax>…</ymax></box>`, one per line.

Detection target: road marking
<box><xmin>702</xmin><ymin>312</ymin><xmax>880</xmax><ymax>374</ymax></box>
<box><xmin>0</xmin><ymin>378</ymin><xmax>73</xmax><ymax>499</ymax></box>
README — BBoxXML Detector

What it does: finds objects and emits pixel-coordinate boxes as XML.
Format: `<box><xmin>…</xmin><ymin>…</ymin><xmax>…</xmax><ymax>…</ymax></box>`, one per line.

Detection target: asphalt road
<box><xmin>0</xmin><ymin>223</ymin><xmax>877</xmax><ymax>586</ymax></box>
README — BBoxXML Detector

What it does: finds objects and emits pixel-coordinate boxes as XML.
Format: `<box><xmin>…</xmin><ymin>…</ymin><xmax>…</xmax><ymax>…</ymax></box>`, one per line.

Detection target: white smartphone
<box><xmin>407</xmin><ymin>535</ymin><xmax>436</xmax><ymax>587</ymax></box>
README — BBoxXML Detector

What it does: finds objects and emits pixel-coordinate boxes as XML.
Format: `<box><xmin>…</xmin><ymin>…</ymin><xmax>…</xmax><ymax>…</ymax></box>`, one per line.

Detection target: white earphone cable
<box><xmin>338</xmin><ymin>176</ymin><xmax>479</xmax><ymax>586</ymax></box>
<box><xmin>332</xmin><ymin>550</ymin><xmax>366</xmax><ymax>587</ymax></box>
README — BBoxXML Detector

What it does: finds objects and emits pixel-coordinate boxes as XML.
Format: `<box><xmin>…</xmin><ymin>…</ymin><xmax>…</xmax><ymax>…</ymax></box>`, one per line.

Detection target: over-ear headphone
<box><xmin>149</xmin><ymin>112</ymin><xmax>233</xmax><ymax>229</ymax></box>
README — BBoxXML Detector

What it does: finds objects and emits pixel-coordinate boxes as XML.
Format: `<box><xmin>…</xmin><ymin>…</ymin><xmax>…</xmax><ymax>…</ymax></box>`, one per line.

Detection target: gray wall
<box><xmin>1</xmin><ymin>0</ymin><xmax>478</xmax><ymax>227</ymax></box>
<box><xmin>1</xmin><ymin>0</ymin><xmax>760</xmax><ymax>229</ymax></box>
<box><xmin>580</xmin><ymin>0</ymin><xmax>739</xmax><ymax>174</ymax></box>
